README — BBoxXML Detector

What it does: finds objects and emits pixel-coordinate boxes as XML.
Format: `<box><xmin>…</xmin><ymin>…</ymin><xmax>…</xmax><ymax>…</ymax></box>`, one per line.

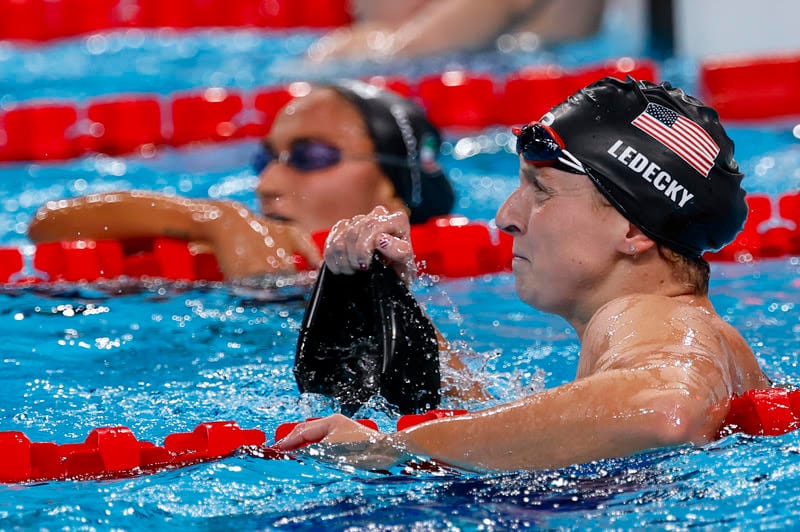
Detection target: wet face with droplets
<box><xmin>255</xmin><ymin>87</ymin><xmax>404</xmax><ymax>235</ymax></box>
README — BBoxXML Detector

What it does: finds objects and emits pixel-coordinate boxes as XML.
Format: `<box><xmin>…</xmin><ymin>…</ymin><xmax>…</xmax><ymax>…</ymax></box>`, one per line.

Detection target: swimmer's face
<box><xmin>495</xmin><ymin>162</ymin><xmax>628</xmax><ymax>320</ymax></box>
<box><xmin>256</xmin><ymin>88</ymin><xmax>404</xmax><ymax>235</ymax></box>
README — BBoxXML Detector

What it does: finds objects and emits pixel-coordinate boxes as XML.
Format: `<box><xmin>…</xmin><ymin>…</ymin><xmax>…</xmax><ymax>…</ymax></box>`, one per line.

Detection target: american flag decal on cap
<box><xmin>631</xmin><ymin>103</ymin><xmax>719</xmax><ymax>177</ymax></box>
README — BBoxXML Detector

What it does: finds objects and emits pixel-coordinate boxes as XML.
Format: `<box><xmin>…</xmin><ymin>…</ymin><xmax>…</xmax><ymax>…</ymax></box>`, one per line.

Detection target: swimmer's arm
<box><xmin>383</xmin><ymin>0</ymin><xmax>535</xmax><ymax>56</ymax></box>
<box><xmin>28</xmin><ymin>191</ymin><xmax>320</xmax><ymax>279</ymax></box>
<box><xmin>393</xmin><ymin>302</ymin><xmax>736</xmax><ymax>470</ymax></box>
<box><xmin>28</xmin><ymin>191</ymin><xmax>222</xmax><ymax>243</ymax></box>
<box><xmin>393</xmin><ymin>360</ymin><xmax>727</xmax><ymax>471</ymax></box>
<box><xmin>276</xmin><ymin>359</ymin><xmax>726</xmax><ymax>471</ymax></box>
<box><xmin>310</xmin><ymin>0</ymin><xmax>536</xmax><ymax>61</ymax></box>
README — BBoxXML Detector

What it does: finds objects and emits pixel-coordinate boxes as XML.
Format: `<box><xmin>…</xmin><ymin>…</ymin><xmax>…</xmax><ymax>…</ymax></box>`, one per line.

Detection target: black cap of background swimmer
<box><xmin>542</xmin><ymin>76</ymin><xmax>747</xmax><ymax>258</ymax></box>
<box><xmin>330</xmin><ymin>80</ymin><xmax>455</xmax><ymax>225</ymax></box>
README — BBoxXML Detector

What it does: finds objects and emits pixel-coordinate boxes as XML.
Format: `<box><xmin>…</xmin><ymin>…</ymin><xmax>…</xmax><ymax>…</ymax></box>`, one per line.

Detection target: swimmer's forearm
<box><xmin>28</xmin><ymin>191</ymin><xmax>318</xmax><ymax>279</ymax></box>
<box><xmin>390</xmin><ymin>0</ymin><xmax>535</xmax><ymax>55</ymax></box>
<box><xmin>27</xmin><ymin>191</ymin><xmax>219</xmax><ymax>243</ymax></box>
<box><xmin>396</xmin><ymin>368</ymin><xmax>721</xmax><ymax>471</ymax></box>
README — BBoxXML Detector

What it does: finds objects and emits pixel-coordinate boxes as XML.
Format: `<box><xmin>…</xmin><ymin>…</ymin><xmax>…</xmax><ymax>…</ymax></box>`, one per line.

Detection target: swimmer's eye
<box><xmin>521</xmin><ymin>166</ymin><xmax>551</xmax><ymax>195</ymax></box>
<box><xmin>251</xmin><ymin>139</ymin><xmax>343</xmax><ymax>173</ymax></box>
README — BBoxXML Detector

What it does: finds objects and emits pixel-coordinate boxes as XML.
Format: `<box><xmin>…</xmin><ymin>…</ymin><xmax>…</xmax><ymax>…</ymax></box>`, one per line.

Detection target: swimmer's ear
<box><xmin>618</xmin><ymin>224</ymin><xmax>655</xmax><ymax>256</ymax></box>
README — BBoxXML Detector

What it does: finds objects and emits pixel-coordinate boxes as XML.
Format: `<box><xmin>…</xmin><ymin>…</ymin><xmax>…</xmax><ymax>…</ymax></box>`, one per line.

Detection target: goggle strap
<box><xmin>557</xmin><ymin>149</ymin><xmax>586</xmax><ymax>174</ymax></box>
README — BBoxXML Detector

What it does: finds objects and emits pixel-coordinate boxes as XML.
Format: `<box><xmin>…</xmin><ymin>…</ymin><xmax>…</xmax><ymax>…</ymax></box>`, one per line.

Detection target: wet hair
<box><xmin>542</xmin><ymin>76</ymin><xmax>747</xmax><ymax>259</ymax></box>
<box><xmin>658</xmin><ymin>245</ymin><xmax>710</xmax><ymax>295</ymax></box>
<box><xmin>328</xmin><ymin>80</ymin><xmax>455</xmax><ymax>224</ymax></box>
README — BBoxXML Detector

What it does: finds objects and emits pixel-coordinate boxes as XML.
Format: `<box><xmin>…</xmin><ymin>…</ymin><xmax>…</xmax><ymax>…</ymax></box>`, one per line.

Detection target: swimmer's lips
<box><xmin>511</xmin><ymin>250</ymin><xmax>530</xmax><ymax>263</ymax></box>
<box><xmin>263</xmin><ymin>211</ymin><xmax>293</xmax><ymax>223</ymax></box>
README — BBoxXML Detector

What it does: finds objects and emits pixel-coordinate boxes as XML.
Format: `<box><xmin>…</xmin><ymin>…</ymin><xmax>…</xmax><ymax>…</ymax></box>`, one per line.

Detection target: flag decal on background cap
<box><xmin>631</xmin><ymin>103</ymin><xmax>719</xmax><ymax>177</ymax></box>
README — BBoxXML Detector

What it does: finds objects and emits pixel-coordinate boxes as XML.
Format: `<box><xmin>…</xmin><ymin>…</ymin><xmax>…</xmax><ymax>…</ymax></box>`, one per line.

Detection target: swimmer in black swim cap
<box><xmin>29</xmin><ymin>80</ymin><xmax>455</xmax><ymax>280</ymax></box>
<box><xmin>330</xmin><ymin>79</ymin><xmax>455</xmax><ymax>225</ymax></box>
<box><xmin>276</xmin><ymin>76</ymin><xmax>769</xmax><ymax>471</ymax></box>
<box><xmin>518</xmin><ymin>76</ymin><xmax>747</xmax><ymax>260</ymax></box>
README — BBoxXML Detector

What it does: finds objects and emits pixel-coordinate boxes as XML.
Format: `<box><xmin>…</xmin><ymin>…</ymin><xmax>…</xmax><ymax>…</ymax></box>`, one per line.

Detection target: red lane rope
<box><xmin>0</xmin><ymin>58</ymin><xmax>657</xmax><ymax>162</ymax></box>
<box><xmin>700</xmin><ymin>52</ymin><xmax>800</xmax><ymax>121</ymax></box>
<box><xmin>0</xmin><ymin>0</ymin><xmax>352</xmax><ymax>43</ymax></box>
<box><xmin>1</xmin><ymin>199</ymin><xmax>799</xmax><ymax>285</ymax></box>
<box><xmin>1</xmin><ymin>389</ymin><xmax>796</xmax><ymax>484</ymax></box>
<box><xmin>2</xmin><ymin>52</ymin><xmax>799</xmax><ymax>164</ymax></box>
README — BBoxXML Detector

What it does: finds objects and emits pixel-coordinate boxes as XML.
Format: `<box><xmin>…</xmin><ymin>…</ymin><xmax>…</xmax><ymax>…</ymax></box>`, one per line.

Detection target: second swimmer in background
<box><xmin>28</xmin><ymin>80</ymin><xmax>455</xmax><ymax>280</ymax></box>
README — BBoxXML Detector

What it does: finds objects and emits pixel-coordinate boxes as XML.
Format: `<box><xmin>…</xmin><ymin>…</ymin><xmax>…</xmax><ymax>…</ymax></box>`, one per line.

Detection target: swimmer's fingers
<box><xmin>344</xmin><ymin>208</ymin><xmax>411</xmax><ymax>272</ymax></box>
<box><xmin>272</xmin><ymin>418</ymin><xmax>331</xmax><ymax>451</ymax></box>
<box><xmin>272</xmin><ymin>414</ymin><xmax>407</xmax><ymax>470</ymax></box>
<box><xmin>373</xmin><ymin>232</ymin><xmax>415</xmax><ymax>281</ymax></box>
<box><xmin>272</xmin><ymin>414</ymin><xmax>376</xmax><ymax>451</ymax></box>
<box><xmin>324</xmin><ymin>217</ymin><xmax>360</xmax><ymax>274</ymax></box>
<box><xmin>325</xmin><ymin>207</ymin><xmax>412</xmax><ymax>275</ymax></box>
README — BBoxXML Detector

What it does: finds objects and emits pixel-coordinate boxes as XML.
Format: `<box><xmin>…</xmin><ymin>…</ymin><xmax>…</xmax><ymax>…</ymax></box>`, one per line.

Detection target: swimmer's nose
<box><xmin>498</xmin><ymin>221</ymin><xmax>521</xmax><ymax>235</ymax></box>
<box><xmin>495</xmin><ymin>193</ymin><xmax>523</xmax><ymax>235</ymax></box>
<box><xmin>256</xmin><ymin>162</ymin><xmax>294</xmax><ymax>197</ymax></box>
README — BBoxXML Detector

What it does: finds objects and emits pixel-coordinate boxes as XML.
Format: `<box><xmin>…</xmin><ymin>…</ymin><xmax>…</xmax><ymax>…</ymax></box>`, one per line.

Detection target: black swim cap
<box><xmin>542</xmin><ymin>76</ymin><xmax>747</xmax><ymax>258</ymax></box>
<box><xmin>329</xmin><ymin>80</ymin><xmax>455</xmax><ymax>224</ymax></box>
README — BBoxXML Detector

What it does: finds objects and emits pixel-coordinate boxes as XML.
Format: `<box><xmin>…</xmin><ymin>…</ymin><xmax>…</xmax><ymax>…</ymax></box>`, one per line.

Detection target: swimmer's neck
<box><xmin>566</xmin><ymin>257</ymin><xmax>704</xmax><ymax>340</ymax></box>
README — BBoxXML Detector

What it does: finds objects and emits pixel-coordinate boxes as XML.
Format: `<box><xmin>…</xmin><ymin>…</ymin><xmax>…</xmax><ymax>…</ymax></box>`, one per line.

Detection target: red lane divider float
<box><xmin>499</xmin><ymin>57</ymin><xmax>658</xmax><ymax>127</ymax></box>
<box><xmin>0</xmin><ymin>85</ymin><xmax>297</xmax><ymax>161</ymax></box>
<box><xmin>699</xmin><ymin>52</ymin><xmax>800</xmax><ymax>121</ymax></box>
<box><xmin>0</xmin><ymin>421</ymin><xmax>267</xmax><ymax>484</ymax></box>
<box><xmin>0</xmin><ymin>215</ymin><xmax>515</xmax><ymax>284</ymax></box>
<box><xmin>3</xmin><ymin>193</ymin><xmax>799</xmax><ymax>285</ymax></box>
<box><xmin>705</xmin><ymin>192</ymin><xmax>800</xmax><ymax>262</ymax></box>
<box><xmin>0</xmin><ymin>0</ymin><xmax>352</xmax><ymax>43</ymax></box>
<box><xmin>0</xmin><ymin>56</ymin><xmax>796</xmax><ymax>162</ymax></box>
<box><xmin>86</xmin><ymin>95</ymin><xmax>165</xmax><ymax>156</ymax></box>
<box><xmin>23</xmin><ymin>237</ymin><xmax>224</xmax><ymax>283</ymax></box>
<box><xmin>5</xmin><ymin>52</ymin><xmax>799</xmax><ymax>162</ymax></box>
<box><xmin>0</xmin><ymin>58</ymin><xmax>656</xmax><ymax>162</ymax></box>
<box><xmin>719</xmin><ymin>388</ymin><xmax>800</xmax><ymax>437</ymax></box>
<box><xmin>0</xmin><ymin>410</ymin><xmax>463</xmax><ymax>483</ymax></box>
<box><xmin>1</xmin><ymin>390</ymin><xmax>798</xmax><ymax>484</ymax></box>
<box><xmin>0</xmin><ymin>196</ymin><xmax>797</xmax><ymax>285</ymax></box>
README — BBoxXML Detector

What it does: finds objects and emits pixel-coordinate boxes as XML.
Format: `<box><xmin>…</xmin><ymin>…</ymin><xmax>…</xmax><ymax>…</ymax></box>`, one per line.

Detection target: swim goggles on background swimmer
<box><xmin>252</xmin><ymin>139</ymin><xmax>347</xmax><ymax>174</ymax></box>
<box><xmin>252</xmin><ymin>138</ymin><xmax>411</xmax><ymax>174</ymax></box>
<box><xmin>513</xmin><ymin>121</ymin><xmax>587</xmax><ymax>175</ymax></box>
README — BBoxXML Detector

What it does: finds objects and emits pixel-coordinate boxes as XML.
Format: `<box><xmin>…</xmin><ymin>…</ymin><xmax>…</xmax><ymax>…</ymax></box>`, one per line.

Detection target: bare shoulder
<box><xmin>584</xmin><ymin>294</ymin><xmax>720</xmax><ymax>350</ymax></box>
<box><xmin>582</xmin><ymin>294</ymin><xmax>768</xmax><ymax>393</ymax></box>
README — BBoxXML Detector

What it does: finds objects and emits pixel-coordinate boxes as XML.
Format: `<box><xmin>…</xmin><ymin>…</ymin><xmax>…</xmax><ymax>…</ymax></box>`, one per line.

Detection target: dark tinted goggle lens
<box><xmin>513</xmin><ymin>122</ymin><xmax>565</xmax><ymax>164</ymax></box>
<box><xmin>513</xmin><ymin>122</ymin><xmax>586</xmax><ymax>175</ymax></box>
<box><xmin>252</xmin><ymin>140</ymin><xmax>343</xmax><ymax>174</ymax></box>
<box><xmin>252</xmin><ymin>146</ymin><xmax>274</xmax><ymax>174</ymax></box>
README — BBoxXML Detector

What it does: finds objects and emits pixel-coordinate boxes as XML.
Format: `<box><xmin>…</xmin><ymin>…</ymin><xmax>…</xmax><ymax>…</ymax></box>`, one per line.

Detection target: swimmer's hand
<box><xmin>272</xmin><ymin>414</ymin><xmax>410</xmax><ymax>470</ymax></box>
<box><xmin>324</xmin><ymin>206</ymin><xmax>415</xmax><ymax>282</ymax></box>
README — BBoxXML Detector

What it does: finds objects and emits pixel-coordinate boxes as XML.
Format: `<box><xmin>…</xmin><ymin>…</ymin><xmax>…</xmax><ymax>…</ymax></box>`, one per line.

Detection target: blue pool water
<box><xmin>2</xmin><ymin>8</ymin><xmax>800</xmax><ymax>530</ymax></box>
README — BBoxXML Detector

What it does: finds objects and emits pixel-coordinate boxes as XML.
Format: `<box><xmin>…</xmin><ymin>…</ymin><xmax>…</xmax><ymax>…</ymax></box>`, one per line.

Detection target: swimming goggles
<box><xmin>513</xmin><ymin>121</ymin><xmax>586</xmax><ymax>175</ymax></box>
<box><xmin>252</xmin><ymin>137</ymin><xmax>419</xmax><ymax>176</ymax></box>
<box><xmin>252</xmin><ymin>139</ymin><xmax>351</xmax><ymax>174</ymax></box>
